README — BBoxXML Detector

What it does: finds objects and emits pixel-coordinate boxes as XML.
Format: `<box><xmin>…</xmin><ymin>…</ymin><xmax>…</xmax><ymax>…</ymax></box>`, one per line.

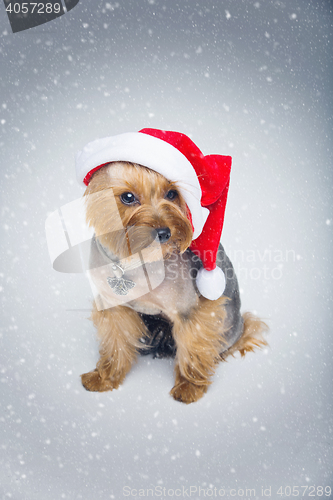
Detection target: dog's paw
<box><xmin>170</xmin><ymin>379</ymin><xmax>208</xmax><ymax>404</ymax></box>
<box><xmin>81</xmin><ymin>370</ymin><xmax>121</xmax><ymax>392</ymax></box>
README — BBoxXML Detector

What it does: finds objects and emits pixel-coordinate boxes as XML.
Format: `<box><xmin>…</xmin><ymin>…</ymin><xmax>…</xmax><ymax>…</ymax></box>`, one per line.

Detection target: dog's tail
<box><xmin>221</xmin><ymin>312</ymin><xmax>269</xmax><ymax>360</ymax></box>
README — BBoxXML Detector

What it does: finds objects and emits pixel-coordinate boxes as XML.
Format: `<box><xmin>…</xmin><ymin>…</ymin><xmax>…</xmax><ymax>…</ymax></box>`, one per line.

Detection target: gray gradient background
<box><xmin>0</xmin><ymin>1</ymin><xmax>332</xmax><ymax>499</ymax></box>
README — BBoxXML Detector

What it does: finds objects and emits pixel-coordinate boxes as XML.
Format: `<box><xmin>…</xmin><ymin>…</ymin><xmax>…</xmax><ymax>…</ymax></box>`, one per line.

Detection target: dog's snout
<box><xmin>155</xmin><ymin>227</ymin><xmax>171</xmax><ymax>243</ymax></box>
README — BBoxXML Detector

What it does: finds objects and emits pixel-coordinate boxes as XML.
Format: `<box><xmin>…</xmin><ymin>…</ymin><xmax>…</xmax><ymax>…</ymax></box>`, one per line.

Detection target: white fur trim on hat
<box><xmin>75</xmin><ymin>132</ymin><xmax>209</xmax><ymax>239</ymax></box>
<box><xmin>196</xmin><ymin>266</ymin><xmax>226</xmax><ymax>300</ymax></box>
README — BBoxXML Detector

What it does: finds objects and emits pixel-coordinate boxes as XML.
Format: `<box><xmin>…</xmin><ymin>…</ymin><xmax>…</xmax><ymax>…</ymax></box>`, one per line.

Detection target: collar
<box><xmin>94</xmin><ymin>236</ymin><xmax>144</xmax><ymax>274</ymax></box>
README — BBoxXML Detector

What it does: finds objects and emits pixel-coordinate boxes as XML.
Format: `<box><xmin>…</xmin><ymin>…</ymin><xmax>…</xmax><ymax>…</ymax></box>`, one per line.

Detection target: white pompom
<box><xmin>196</xmin><ymin>267</ymin><xmax>226</xmax><ymax>300</ymax></box>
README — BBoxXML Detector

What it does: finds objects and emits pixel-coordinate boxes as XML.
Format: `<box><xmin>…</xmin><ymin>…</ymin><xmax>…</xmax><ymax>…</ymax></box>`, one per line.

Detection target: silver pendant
<box><xmin>107</xmin><ymin>263</ymin><xmax>136</xmax><ymax>296</ymax></box>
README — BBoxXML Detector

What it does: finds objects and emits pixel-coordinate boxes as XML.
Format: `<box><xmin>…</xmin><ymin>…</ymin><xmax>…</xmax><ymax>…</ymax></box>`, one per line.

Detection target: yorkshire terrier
<box><xmin>79</xmin><ymin>157</ymin><xmax>268</xmax><ymax>404</ymax></box>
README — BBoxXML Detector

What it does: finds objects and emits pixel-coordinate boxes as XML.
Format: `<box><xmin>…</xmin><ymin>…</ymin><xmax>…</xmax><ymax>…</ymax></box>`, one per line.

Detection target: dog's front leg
<box><xmin>170</xmin><ymin>296</ymin><xmax>227</xmax><ymax>404</ymax></box>
<box><xmin>81</xmin><ymin>303</ymin><xmax>146</xmax><ymax>392</ymax></box>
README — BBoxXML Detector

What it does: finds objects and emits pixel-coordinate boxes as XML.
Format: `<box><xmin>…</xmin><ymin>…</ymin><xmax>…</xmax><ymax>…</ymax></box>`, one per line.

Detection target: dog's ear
<box><xmin>83</xmin><ymin>165</ymin><xmax>121</xmax><ymax>200</ymax></box>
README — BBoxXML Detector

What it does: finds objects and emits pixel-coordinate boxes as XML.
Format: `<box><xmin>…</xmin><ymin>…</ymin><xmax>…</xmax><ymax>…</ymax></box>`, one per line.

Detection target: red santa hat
<box><xmin>75</xmin><ymin>128</ymin><xmax>231</xmax><ymax>300</ymax></box>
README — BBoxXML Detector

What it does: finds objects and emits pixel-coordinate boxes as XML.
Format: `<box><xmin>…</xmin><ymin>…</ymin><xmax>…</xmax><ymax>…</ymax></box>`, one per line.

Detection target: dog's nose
<box><xmin>155</xmin><ymin>227</ymin><xmax>171</xmax><ymax>243</ymax></box>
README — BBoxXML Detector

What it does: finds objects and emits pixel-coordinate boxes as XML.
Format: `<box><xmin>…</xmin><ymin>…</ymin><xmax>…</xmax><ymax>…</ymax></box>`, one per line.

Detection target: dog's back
<box><xmin>137</xmin><ymin>244</ymin><xmax>267</xmax><ymax>359</ymax></box>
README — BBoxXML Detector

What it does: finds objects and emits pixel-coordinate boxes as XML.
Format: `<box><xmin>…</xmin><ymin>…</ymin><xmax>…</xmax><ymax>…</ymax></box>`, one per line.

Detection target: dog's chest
<box><xmin>89</xmin><ymin>240</ymin><xmax>200</xmax><ymax>319</ymax></box>
<box><xmin>127</xmin><ymin>251</ymin><xmax>200</xmax><ymax>318</ymax></box>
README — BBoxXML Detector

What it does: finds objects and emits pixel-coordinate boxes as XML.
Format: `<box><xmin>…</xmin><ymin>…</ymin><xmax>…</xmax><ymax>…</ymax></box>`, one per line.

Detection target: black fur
<box><xmin>137</xmin><ymin>244</ymin><xmax>244</xmax><ymax>359</ymax></box>
<box><xmin>138</xmin><ymin>313</ymin><xmax>176</xmax><ymax>358</ymax></box>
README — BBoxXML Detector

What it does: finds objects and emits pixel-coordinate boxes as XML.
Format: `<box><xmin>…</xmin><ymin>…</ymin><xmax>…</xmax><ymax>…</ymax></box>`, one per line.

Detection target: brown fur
<box><xmin>84</xmin><ymin>163</ymin><xmax>192</xmax><ymax>260</ymax></box>
<box><xmin>81</xmin><ymin>162</ymin><xmax>268</xmax><ymax>404</ymax></box>
<box><xmin>220</xmin><ymin>313</ymin><xmax>269</xmax><ymax>361</ymax></box>
<box><xmin>81</xmin><ymin>302</ymin><xmax>148</xmax><ymax>392</ymax></box>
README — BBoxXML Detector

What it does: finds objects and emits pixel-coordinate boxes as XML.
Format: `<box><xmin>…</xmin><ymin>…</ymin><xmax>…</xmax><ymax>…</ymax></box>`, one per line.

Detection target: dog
<box><xmin>78</xmin><ymin>152</ymin><xmax>268</xmax><ymax>404</ymax></box>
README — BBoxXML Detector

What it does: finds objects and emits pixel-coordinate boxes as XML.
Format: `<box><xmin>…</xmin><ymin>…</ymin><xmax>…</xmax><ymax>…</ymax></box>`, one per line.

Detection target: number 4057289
<box><xmin>5</xmin><ymin>3</ymin><xmax>62</xmax><ymax>14</ymax></box>
<box><xmin>277</xmin><ymin>486</ymin><xmax>332</xmax><ymax>497</ymax></box>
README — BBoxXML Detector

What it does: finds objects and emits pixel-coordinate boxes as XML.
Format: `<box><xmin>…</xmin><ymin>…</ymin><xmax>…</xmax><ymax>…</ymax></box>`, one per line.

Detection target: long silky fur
<box><xmin>80</xmin><ymin>161</ymin><xmax>269</xmax><ymax>403</ymax></box>
<box><xmin>220</xmin><ymin>312</ymin><xmax>269</xmax><ymax>361</ymax></box>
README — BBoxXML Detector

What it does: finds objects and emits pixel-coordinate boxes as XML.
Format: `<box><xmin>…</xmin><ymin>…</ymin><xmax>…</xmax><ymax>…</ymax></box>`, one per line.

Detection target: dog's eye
<box><xmin>166</xmin><ymin>190</ymin><xmax>178</xmax><ymax>201</ymax></box>
<box><xmin>120</xmin><ymin>192</ymin><xmax>137</xmax><ymax>205</ymax></box>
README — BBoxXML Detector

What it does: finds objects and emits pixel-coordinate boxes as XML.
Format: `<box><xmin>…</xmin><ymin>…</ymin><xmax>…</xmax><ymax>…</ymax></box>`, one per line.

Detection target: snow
<box><xmin>0</xmin><ymin>0</ymin><xmax>333</xmax><ymax>499</ymax></box>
